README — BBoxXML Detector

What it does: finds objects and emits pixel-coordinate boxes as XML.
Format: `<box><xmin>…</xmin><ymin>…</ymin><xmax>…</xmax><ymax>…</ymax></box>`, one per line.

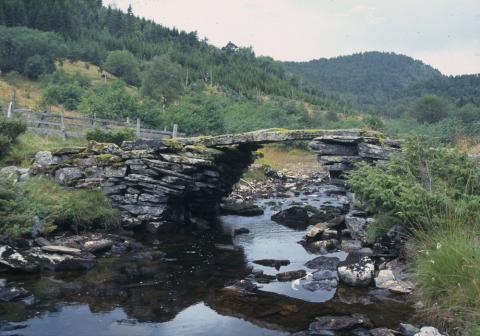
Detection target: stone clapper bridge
<box><xmin>34</xmin><ymin>129</ymin><xmax>401</xmax><ymax>234</ymax></box>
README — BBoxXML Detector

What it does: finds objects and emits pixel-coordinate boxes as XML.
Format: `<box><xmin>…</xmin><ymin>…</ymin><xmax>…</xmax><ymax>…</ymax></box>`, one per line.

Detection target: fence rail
<box><xmin>4</xmin><ymin>104</ymin><xmax>182</xmax><ymax>140</ymax></box>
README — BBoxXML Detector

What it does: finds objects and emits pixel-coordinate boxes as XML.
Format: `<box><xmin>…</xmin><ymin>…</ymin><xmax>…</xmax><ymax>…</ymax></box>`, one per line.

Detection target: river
<box><xmin>0</xmin><ymin>186</ymin><xmax>413</xmax><ymax>336</ymax></box>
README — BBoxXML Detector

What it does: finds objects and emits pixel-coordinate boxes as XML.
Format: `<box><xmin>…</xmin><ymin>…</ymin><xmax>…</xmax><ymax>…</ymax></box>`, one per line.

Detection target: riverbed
<box><xmin>0</xmin><ymin>186</ymin><xmax>414</xmax><ymax>336</ymax></box>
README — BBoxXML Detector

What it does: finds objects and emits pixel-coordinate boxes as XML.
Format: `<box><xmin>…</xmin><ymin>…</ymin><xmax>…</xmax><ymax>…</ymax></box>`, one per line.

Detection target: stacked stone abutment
<box><xmin>32</xmin><ymin>140</ymin><xmax>257</xmax><ymax>234</ymax></box>
<box><xmin>308</xmin><ymin>130</ymin><xmax>401</xmax><ymax>179</ymax></box>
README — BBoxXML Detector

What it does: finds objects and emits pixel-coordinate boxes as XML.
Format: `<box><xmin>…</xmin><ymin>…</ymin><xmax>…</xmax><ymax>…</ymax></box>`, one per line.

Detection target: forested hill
<box><xmin>284</xmin><ymin>52</ymin><xmax>480</xmax><ymax>110</ymax></box>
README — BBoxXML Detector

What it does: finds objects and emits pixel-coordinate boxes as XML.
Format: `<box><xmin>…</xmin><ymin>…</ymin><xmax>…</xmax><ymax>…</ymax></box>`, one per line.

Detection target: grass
<box><xmin>412</xmin><ymin>208</ymin><xmax>480</xmax><ymax>335</ymax></box>
<box><xmin>0</xmin><ymin>132</ymin><xmax>86</xmax><ymax>167</ymax></box>
<box><xmin>256</xmin><ymin>144</ymin><xmax>319</xmax><ymax>173</ymax></box>
<box><xmin>0</xmin><ymin>176</ymin><xmax>119</xmax><ymax>237</ymax></box>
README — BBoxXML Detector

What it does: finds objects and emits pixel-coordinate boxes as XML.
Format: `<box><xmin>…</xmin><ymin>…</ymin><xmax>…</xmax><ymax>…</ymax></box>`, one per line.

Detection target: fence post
<box><xmin>172</xmin><ymin>124</ymin><xmax>178</xmax><ymax>138</ymax></box>
<box><xmin>11</xmin><ymin>90</ymin><xmax>16</xmax><ymax>110</ymax></box>
<box><xmin>7</xmin><ymin>101</ymin><xmax>12</xmax><ymax>118</ymax></box>
<box><xmin>60</xmin><ymin>105</ymin><xmax>66</xmax><ymax>139</ymax></box>
<box><xmin>136</xmin><ymin>118</ymin><xmax>141</xmax><ymax>138</ymax></box>
<box><xmin>93</xmin><ymin>113</ymin><xmax>96</xmax><ymax>127</ymax></box>
<box><xmin>126</xmin><ymin>117</ymin><xmax>130</xmax><ymax>125</ymax></box>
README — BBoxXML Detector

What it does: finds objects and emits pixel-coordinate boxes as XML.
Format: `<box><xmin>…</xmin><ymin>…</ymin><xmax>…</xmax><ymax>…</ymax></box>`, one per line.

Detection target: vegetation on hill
<box><xmin>0</xmin><ymin>0</ymin><xmax>351</xmax><ymax>136</ymax></box>
<box><xmin>284</xmin><ymin>51</ymin><xmax>480</xmax><ymax>112</ymax></box>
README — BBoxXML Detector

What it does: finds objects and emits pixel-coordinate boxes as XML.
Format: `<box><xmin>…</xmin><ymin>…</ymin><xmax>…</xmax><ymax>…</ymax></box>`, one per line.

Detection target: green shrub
<box><xmin>0</xmin><ymin>176</ymin><xmax>119</xmax><ymax>237</ymax></box>
<box><xmin>86</xmin><ymin>127</ymin><xmax>136</xmax><ymax>145</ymax></box>
<box><xmin>347</xmin><ymin>137</ymin><xmax>480</xmax><ymax>230</ymax></box>
<box><xmin>42</xmin><ymin>83</ymin><xmax>85</xmax><ymax>110</ymax></box>
<box><xmin>347</xmin><ymin>138</ymin><xmax>480</xmax><ymax>334</ymax></box>
<box><xmin>0</xmin><ymin>117</ymin><xmax>27</xmax><ymax>158</ymax></box>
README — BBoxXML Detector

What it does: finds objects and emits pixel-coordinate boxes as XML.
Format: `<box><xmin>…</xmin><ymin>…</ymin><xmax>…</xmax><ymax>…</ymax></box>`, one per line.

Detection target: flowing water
<box><xmin>0</xmin><ymin>186</ymin><xmax>414</xmax><ymax>336</ymax></box>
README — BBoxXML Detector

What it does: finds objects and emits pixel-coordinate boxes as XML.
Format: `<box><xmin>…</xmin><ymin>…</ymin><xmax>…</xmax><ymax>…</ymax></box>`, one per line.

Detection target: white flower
<box><xmin>436</xmin><ymin>242</ymin><xmax>442</xmax><ymax>250</ymax></box>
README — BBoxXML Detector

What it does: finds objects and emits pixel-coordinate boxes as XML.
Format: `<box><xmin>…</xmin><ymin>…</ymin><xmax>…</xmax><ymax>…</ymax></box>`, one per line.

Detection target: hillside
<box><xmin>0</xmin><ymin>0</ymin><xmax>358</xmax><ymax>135</ymax></box>
<box><xmin>284</xmin><ymin>51</ymin><xmax>480</xmax><ymax>111</ymax></box>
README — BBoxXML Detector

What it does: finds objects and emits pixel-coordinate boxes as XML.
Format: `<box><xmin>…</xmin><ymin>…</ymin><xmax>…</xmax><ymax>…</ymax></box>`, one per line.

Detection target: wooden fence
<box><xmin>4</xmin><ymin>104</ymin><xmax>181</xmax><ymax>140</ymax></box>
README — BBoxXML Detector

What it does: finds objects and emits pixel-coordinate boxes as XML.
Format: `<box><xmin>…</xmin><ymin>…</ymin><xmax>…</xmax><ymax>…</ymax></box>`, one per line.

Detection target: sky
<box><xmin>105</xmin><ymin>0</ymin><xmax>480</xmax><ymax>76</ymax></box>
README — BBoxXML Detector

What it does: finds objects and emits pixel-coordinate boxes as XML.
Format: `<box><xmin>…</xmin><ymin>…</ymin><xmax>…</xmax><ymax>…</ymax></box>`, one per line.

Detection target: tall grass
<box><xmin>412</xmin><ymin>207</ymin><xmax>480</xmax><ymax>334</ymax></box>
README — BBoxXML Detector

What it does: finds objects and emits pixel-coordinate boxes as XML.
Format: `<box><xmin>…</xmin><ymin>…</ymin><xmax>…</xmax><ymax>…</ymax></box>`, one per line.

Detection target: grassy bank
<box><xmin>0</xmin><ymin>176</ymin><xmax>119</xmax><ymax>237</ymax></box>
<box><xmin>347</xmin><ymin>137</ymin><xmax>480</xmax><ymax>335</ymax></box>
<box><xmin>0</xmin><ymin>132</ymin><xmax>86</xmax><ymax>167</ymax></box>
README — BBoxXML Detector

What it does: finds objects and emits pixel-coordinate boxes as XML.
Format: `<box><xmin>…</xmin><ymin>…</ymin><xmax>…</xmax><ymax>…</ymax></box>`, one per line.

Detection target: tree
<box><xmin>23</xmin><ymin>54</ymin><xmax>53</xmax><ymax>79</ymax></box>
<box><xmin>79</xmin><ymin>81</ymin><xmax>140</xmax><ymax>120</ymax></box>
<box><xmin>104</xmin><ymin>50</ymin><xmax>140</xmax><ymax>85</ymax></box>
<box><xmin>141</xmin><ymin>55</ymin><xmax>184</xmax><ymax>105</ymax></box>
<box><xmin>411</xmin><ymin>95</ymin><xmax>451</xmax><ymax>124</ymax></box>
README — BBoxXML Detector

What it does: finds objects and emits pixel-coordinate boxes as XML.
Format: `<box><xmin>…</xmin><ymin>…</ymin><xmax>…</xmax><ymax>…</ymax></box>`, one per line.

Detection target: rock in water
<box><xmin>276</xmin><ymin>270</ymin><xmax>307</xmax><ymax>281</ymax></box>
<box><xmin>370</xmin><ymin>328</ymin><xmax>397</xmax><ymax>336</ymax></box>
<box><xmin>305</xmin><ymin>256</ymin><xmax>340</xmax><ymax>271</ymax></box>
<box><xmin>414</xmin><ymin>327</ymin><xmax>444</xmax><ymax>336</ymax></box>
<box><xmin>337</xmin><ymin>255</ymin><xmax>374</xmax><ymax>287</ymax></box>
<box><xmin>233</xmin><ymin>228</ymin><xmax>250</xmax><ymax>235</ymax></box>
<box><xmin>375</xmin><ymin>269</ymin><xmax>414</xmax><ymax>294</ymax></box>
<box><xmin>305</xmin><ymin>222</ymin><xmax>329</xmax><ymax>241</ymax></box>
<box><xmin>220</xmin><ymin>202</ymin><xmax>264</xmax><ymax>216</ymax></box>
<box><xmin>253</xmin><ymin>259</ymin><xmax>290</xmax><ymax>270</ymax></box>
<box><xmin>399</xmin><ymin>323</ymin><xmax>420</xmax><ymax>336</ymax></box>
<box><xmin>271</xmin><ymin>206</ymin><xmax>310</xmax><ymax>229</ymax></box>
<box><xmin>309</xmin><ymin>314</ymin><xmax>373</xmax><ymax>332</ymax></box>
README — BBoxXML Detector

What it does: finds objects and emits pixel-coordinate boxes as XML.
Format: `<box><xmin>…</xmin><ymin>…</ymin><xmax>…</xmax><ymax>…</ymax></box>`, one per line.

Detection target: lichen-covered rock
<box><xmin>337</xmin><ymin>255</ymin><xmax>374</xmax><ymax>287</ymax></box>
<box><xmin>33</xmin><ymin>151</ymin><xmax>56</xmax><ymax>168</ymax></box>
<box><xmin>414</xmin><ymin>327</ymin><xmax>444</xmax><ymax>336</ymax></box>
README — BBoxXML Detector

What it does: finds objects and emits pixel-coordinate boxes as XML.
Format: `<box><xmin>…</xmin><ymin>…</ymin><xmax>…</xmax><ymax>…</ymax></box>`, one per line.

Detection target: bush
<box><xmin>0</xmin><ymin>176</ymin><xmax>119</xmax><ymax>237</ymax></box>
<box><xmin>42</xmin><ymin>83</ymin><xmax>85</xmax><ymax>110</ymax></box>
<box><xmin>0</xmin><ymin>117</ymin><xmax>27</xmax><ymax>158</ymax></box>
<box><xmin>347</xmin><ymin>138</ymin><xmax>480</xmax><ymax>334</ymax></box>
<box><xmin>86</xmin><ymin>127</ymin><xmax>136</xmax><ymax>145</ymax></box>
<box><xmin>79</xmin><ymin>81</ymin><xmax>141</xmax><ymax>120</ymax></box>
<box><xmin>23</xmin><ymin>54</ymin><xmax>54</xmax><ymax>79</ymax></box>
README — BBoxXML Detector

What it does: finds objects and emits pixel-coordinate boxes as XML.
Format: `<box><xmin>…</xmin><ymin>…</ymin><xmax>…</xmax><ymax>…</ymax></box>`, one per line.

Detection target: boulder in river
<box><xmin>337</xmin><ymin>255</ymin><xmax>374</xmax><ymax>287</ymax></box>
<box><xmin>276</xmin><ymin>269</ymin><xmax>306</xmax><ymax>281</ymax></box>
<box><xmin>302</xmin><ymin>239</ymin><xmax>339</xmax><ymax>254</ymax></box>
<box><xmin>271</xmin><ymin>206</ymin><xmax>310</xmax><ymax>229</ymax></box>
<box><xmin>309</xmin><ymin>313</ymin><xmax>373</xmax><ymax>332</ymax></box>
<box><xmin>233</xmin><ymin>228</ymin><xmax>250</xmax><ymax>235</ymax></box>
<box><xmin>369</xmin><ymin>328</ymin><xmax>397</xmax><ymax>336</ymax></box>
<box><xmin>220</xmin><ymin>202</ymin><xmax>264</xmax><ymax>216</ymax></box>
<box><xmin>304</xmin><ymin>256</ymin><xmax>340</xmax><ymax>271</ymax></box>
<box><xmin>253</xmin><ymin>259</ymin><xmax>290</xmax><ymax>270</ymax></box>
<box><xmin>399</xmin><ymin>323</ymin><xmax>420</xmax><ymax>336</ymax></box>
<box><xmin>414</xmin><ymin>327</ymin><xmax>444</xmax><ymax>336</ymax></box>
<box><xmin>305</xmin><ymin>222</ymin><xmax>329</xmax><ymax>241</ymax></box>
<box><xmin>375</xmin><ymin>269</ymin><xmax>414</xmax><ymax>294</ymax></box>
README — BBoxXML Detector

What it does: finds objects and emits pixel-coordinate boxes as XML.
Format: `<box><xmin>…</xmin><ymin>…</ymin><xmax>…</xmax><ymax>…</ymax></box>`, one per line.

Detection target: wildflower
<box><xmin>436</xmin><ymin>242</ymin><xmax>442</xmax><ymax>250</ymax></box>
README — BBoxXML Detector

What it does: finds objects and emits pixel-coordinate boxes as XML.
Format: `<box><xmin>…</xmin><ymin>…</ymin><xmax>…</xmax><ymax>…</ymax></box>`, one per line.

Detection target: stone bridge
<box><xmin>32</xmin><ymin>129</ymin><xmax>401</xmax><ymax>233</ymax></box>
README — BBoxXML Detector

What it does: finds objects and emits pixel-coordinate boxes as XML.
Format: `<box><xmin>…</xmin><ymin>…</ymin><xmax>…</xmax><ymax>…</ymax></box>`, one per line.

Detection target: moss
<box><xmin>95</xmin><ymin>153</ymin><xmax>122</xmax><ymax>166</ymax></box>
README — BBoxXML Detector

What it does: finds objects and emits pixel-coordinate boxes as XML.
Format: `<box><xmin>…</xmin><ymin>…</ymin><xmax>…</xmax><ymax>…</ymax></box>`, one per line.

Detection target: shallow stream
<box><xmin>0</xmin><ymin>186</ymin><xmax>414</xmax><ymax>336</ymax></box>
